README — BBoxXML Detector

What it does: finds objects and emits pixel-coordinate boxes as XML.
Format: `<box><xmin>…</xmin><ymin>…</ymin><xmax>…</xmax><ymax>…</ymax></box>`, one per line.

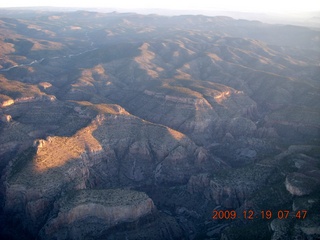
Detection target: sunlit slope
<box><xmin>49</xmin><ymin>34</ymin><xmax>318</xmax><ymax>144</ymax></box>
<box><xmin>0</xmin><ymin>10</ymin><xmax>319</xmax><ymax>240</ymax></box>
<box><xmin>4</xmin><ymin>99</ymin><xmax>220</xmax><ymax>234</ymax></box>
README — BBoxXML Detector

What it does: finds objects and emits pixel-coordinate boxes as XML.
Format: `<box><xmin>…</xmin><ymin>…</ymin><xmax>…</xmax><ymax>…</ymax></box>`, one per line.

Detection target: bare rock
<box><xmin>187</xmin><ymin>173</ymin><xmax>254</xmax><ymax>208</ymax></box>
<box><xmin>0</xmin><ymin>99</ymin><xmax>14</xmax><ymax>108</ymax></box>
<box><xmin>285</xmin><ymin>172</ymin><xmax>320</xmax><ymax>196</ymax></box>
<box><xmin>187</xmin><ymin>163</ymin><xmax>278</xmax><ymax>209</ymax></box>
<box><xmin>39</xmin><ymin>189</ymin><xmax>155</xmax><ymax>240</ymax></box>
<box><xmin>33</xmin><ymin>139</ymin><xmax>46</xmax><ymax>148</ymax></box>
<box><xmin>38</xmin><ymin>82</ymin><xmax>52</xmax><ymax>90</ymax></box>
<box><xmin>4</xmin><ymin>110</ymin><xmax>220</xmax><ymax>237</ymax></box>
<box><xmin>1</xmin><ymin>114</ymin><xmax>12</xmax><ymax>123</ymax></box>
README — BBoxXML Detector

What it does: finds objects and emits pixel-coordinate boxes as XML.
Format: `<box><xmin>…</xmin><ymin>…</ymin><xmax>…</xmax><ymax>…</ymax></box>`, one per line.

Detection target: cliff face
<box><xmin>187</xmin><ymin>163</ymin><xmax>275</xmax><ymax>209</ymax></box>
<box><xmin>185</xmin><ymin>146</ymin><xmax>320</xmax><ymax>239</ymax></box>
<box><xmin>0</xmin><ymin>10</ymin><xmax>319</xmax><ymax>240</ymax></box>
<box><xmin>3</xmin><ymin>103</ymin><xmax>219</xmax><ymax>237</ymax></box>
<box><xmin>39</xmin><ymin>189</ymin><xmax>155</xmax><ymax>240</ymax></box>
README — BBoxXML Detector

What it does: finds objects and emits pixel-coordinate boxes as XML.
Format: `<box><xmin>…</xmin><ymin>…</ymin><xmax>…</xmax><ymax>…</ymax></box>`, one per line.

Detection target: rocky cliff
<box><xmin>0</xmin><ymin>9</ymin><xmax>319</xmax><ymax>240</ymax></box>
<box><xmin>39</xmin><ymin>189</ymin><xmax>155</xmax><ymax>240</ymax></box>
<box><xmin>2</xmin><ymin>101</ymin><xmax>219</xmax><ymax>238</ymax></box>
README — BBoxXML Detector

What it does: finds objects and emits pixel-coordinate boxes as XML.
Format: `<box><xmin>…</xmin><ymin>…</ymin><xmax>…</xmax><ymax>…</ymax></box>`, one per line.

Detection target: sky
<box><xmin>0</xmin><ymin>0</ymin><xmax>319</xmax><ymax>14</ymax></box>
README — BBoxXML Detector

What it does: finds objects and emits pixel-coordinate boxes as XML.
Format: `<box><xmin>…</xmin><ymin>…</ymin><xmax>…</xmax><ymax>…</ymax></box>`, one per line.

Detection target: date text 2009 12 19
<box><xmin>212</xmin><ymin>209</ymin><xmax>307</xmax><ymax>220</ymax></box>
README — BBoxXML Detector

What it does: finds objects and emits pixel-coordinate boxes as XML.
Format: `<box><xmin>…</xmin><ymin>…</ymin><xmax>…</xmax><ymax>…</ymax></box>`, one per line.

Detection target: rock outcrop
<box><xmin>0</xmin><ymin>10</ymin><xmax>319</xmax><ymax>240</ymax></box>
<box><xmin>285</xmin><ymin>172</ymin><xmax>320</xmax><ymax>196</ymax></box>
<box><xmin>0</xmin><ymin>99</ymin><xmax>14</xmax><ymax>108</ymax></box>
<box><xmin>39</xmin><ymin>189</ymin><xmax>155</xmax><ymax>240</ymax></box>
<box><xmin>1</xmin><ymin>114</ymin><xmax>12</xmax><ymax>123</ymax></box>
<box><xmin>186</xmin><ymin>163</ymin><xmax>276</xmax><ymax>209</ymax></box>
<box><xmin>283</xmin><ymin>149</ymin><xmax>320</xmax><ymax>197</ymax></box>
<box><xmin>3</xmin><ymin>103</ymin><xmax>220</xmax><ymax>237</ymax></box>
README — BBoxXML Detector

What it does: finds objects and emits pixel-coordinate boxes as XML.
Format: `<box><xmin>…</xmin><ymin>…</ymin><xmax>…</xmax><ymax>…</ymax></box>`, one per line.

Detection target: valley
<box><xmin>0</xmin><ymin>9</ymin><xmax>319</xmax><ymax>239</ymax></box>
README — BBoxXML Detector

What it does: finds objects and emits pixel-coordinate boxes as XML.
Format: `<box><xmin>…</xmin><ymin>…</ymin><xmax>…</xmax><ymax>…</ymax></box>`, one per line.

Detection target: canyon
<box><xmin>0</xmin><ymin>9</ymin><xmax>319</xmax><ymax>239</ymax></box>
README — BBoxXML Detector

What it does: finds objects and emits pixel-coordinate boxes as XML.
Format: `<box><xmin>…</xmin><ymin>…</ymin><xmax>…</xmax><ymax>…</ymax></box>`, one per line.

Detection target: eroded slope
<box><xmin>0</xmin><ymin>10</ymin><xmax>319</xmax><ymax>240</ymax></box>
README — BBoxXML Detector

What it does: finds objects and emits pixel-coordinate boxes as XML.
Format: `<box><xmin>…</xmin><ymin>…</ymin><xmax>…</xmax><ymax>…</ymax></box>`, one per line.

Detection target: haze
<box><xmin>1</xmin><ymin>2</ymin><xmax>320</xmax><ymax>239</ymax></box>
<box><xmin>1</xmin><ymin>0</ymin><xmax>320</xmax><ymax>13</ymax></box>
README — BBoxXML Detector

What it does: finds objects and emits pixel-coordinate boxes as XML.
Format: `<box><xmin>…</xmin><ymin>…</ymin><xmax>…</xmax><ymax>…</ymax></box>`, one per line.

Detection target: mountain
<box><xmin>0</xmin><ymin>9</ymin><xmax>319</xmax><ymax>240</ymax></box>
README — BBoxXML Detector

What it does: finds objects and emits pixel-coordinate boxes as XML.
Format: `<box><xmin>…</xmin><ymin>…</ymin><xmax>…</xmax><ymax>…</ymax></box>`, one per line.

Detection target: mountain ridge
<box><xmin>0</xmin><ymin>10</ymin><xmax>319</xmax><ymax>240</ymax></box>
